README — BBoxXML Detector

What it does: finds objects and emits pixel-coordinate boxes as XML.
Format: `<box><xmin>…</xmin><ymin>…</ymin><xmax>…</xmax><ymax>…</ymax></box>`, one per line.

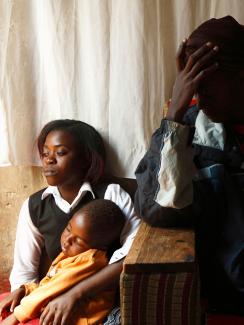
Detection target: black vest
<box><xmin>29</xmin><ymin>184</ymin><xmax>108</xmax><ymax>261</ymax></box>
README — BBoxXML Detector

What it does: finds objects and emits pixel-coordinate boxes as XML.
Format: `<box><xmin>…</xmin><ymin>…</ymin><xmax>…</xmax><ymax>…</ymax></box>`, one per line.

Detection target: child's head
<box><xmin>60</xmin><ymin>199</ymin><xmax>125</xmax><ymax>257</ymax></box>
<box><xmin>37</xmin><ymin>119</ymin><xmax>105</xmax><ymax>186</ymax></box>
<box><xmin>184</xmin><ymin>16</ymin><xmax>244</xmax><ymax>122</ymax></box>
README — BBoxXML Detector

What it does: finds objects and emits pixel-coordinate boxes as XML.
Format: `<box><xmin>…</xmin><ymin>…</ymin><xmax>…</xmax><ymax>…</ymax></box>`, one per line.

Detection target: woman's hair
<box><xmin>37</xmin><ymin>119</ymin><xmax>106</xmax><ymax>185</ymax></box>
<box><xmin>185</xmin><ymin>16</ymin><xmax>244</xmax><ymax>72</ymax></box>
<box><xmin>78</xmin><ymin>199</ymin><xmax>125</xmax><ymax>249</ymax></box>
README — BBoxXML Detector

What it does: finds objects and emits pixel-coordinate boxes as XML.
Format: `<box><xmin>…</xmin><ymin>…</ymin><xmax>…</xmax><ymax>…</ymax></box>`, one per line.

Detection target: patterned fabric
<box><xmin>120</xmin><ymin>272</ymin><xmax>200</xmax><ymax>325</ymax></box>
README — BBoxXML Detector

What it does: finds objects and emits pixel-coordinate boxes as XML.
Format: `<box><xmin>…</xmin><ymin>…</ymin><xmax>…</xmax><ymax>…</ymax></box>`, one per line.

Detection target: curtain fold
<box><xmin>0</xmin><ymin>0</ymin><xmax>244</xmax><ymax>176</ymax></box>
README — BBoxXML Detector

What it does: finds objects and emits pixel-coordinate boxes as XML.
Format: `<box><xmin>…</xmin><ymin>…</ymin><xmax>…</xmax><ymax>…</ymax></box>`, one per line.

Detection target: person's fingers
<box><xmin>193</xmin><ymin>62</ymin><xmax>219</xmax><ymax>88</ymax></box>
<box><xmin>39</xmin><ymin>306</ymin><xmax>51</xmax><ymax>325</ymax></box>
<box><xmin>10</xmin><ymin>298</ymin><xmax>18</xmax><ymax>312</ymax></box>
<box><xmin>184</xmin><ymin>42</ymin><xmax>215</xmax><ymax>73</ymax></box>
<box><xmin>52</xmin><ymin>311</ymin><xmax>63</xmax><ymax>325</ymax></box>
<box><xmin>176</xmin><ymin>38</ymin><xmax>187</xmax><ymax>72</ymax></box>
<box><xmin>189</xmin><ymin>46</ymin><xmax>218</xmax><ymax>77</ymax></box>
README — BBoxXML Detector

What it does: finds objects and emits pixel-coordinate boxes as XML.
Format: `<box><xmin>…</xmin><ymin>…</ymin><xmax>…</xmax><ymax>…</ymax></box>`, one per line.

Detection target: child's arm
<box><xmin>39</xmin><ymin>259</ymin><xmax>123</xmax><ymax>325</ymax></box>
<box><xmin>0</xmin><ymin>313</ymin><xmax>18</xmax><ymax>325</ymax></box>
<box><xmin>14</xmin><ymin>250</ymin><xmax>107</xmax><ymax>323</ymax></box>
<box><xmin>0</xmin><ymin>287</ymin><xmax>25</xmax><ymax>318</ymax></box>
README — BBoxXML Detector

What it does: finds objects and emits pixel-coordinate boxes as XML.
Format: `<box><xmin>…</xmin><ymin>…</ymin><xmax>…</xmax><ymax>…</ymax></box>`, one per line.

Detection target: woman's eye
<box><xmin>42</xmin><ymin>152</ymin><xmax>49</xmax><ymax>158</ymax></box>
<box><xmin>57</xmin><ymin>151</ymin><xmax>66</xmax><ymax>156</ymax></box>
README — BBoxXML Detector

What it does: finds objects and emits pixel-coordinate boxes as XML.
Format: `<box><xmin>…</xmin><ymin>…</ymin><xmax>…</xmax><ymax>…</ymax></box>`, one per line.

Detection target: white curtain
<box><xmin>0</xmin><ymin>0</ymin><xmax>244</xmax><ymax>177</ymax></box>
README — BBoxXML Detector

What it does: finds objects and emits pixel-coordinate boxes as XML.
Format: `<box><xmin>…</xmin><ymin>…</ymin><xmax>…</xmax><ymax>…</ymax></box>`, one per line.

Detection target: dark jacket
<box><xmin>135</xmin><ymin>104</ymin><xmax>244</xmax><ymax>314</ymax></box>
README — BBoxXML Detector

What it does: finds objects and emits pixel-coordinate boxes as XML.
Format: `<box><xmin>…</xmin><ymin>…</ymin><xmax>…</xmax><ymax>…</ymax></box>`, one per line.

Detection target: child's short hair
<box><xmin>79</xmin><ymin>199</ymin><xmax>125</xmax><ymax>249</ymax></box>
<box><xmin>37</xmin><ymin>119</ymin><xmax>105</xmax><ymax>185</ymax></box>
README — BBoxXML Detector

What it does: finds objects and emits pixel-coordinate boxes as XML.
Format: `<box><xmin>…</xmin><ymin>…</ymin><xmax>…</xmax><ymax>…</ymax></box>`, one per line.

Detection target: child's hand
<box><xmin>0</xmin><ymin>287</ymin><xmax>25</xmax><ymax>319</ymax></box>
<box><xmin>0</xmin><ymin>313</ymin><xmax>18</xmax><ymax>325</ymax></box>
<box><xmin>166</xmin><ymin>40</ymin><xmax>219</xmax><ymax>123</ymax></box>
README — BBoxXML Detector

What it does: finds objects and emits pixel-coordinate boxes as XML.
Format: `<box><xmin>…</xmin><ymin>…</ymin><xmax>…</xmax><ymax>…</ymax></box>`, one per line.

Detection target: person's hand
<box><xmin>166</xmin><ymin>40</ymin><xmax>219</xmax><ymax>123</ymax></box>
<box><xmin>0</xmin><ymin>288</ymin><xmax>25</xmax><ymax>319</ymax></box>
<box><xmin>39</xmin><ymin>290</ymin><xmax>82</xmax><ymax>325</ymax></box>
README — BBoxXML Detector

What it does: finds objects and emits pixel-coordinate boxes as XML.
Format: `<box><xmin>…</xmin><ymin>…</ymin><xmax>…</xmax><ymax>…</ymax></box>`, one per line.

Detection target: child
<box><xmin>0</xmin><ymin>199</ymin><xmax>125</xmax><ymax>325</ymax></box>
<box><xmin>135</xmin><ymin>16</ymin><xmax>244</xmax><ymax>314</ymax></box>
<box><xmin>9</xmin><ymin>119</ymin><xmax>140</xmax><ymax>324</ymax></box>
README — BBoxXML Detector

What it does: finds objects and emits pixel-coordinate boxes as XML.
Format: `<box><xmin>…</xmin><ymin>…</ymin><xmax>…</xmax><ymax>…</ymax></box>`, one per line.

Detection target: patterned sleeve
<box><xmin>134</xmin><ymin>119</ymin><xmax>196</xmax><ymax>227</ymax></box>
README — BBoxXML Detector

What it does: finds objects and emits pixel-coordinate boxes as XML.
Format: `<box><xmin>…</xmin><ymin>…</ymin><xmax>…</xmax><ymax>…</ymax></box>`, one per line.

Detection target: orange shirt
<box><xmin>14</xmin><ymin>249</ymin><xmax>115</xmax><ymax>325</ymax></box>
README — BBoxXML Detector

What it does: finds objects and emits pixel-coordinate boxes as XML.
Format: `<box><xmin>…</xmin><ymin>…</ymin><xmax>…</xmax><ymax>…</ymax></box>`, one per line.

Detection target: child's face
<box><xmin>60</xmin><ymin>213</ymin><xmax>92</xmax><ymax>257</ymax></box>
<box><xmin>41</xmin><ymin>130</ymin><xmax>84</xmax><ymax>187</ymax></box>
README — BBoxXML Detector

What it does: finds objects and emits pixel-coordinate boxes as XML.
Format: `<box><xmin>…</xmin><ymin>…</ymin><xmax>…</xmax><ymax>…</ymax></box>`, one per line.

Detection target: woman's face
<box><xmin>60</xmin><ymin>212</ymin><xmax>92</xmax><ymax>257</ymax></box>
<box><xmin>41</xmin><ymin>130</ymin><xmax>86</xmax><ymax>187</ymax></box>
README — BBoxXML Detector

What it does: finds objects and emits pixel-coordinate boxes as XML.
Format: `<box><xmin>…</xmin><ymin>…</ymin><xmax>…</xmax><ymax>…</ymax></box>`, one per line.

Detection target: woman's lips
<box><xmin>43</xmin><ymin>169</ymin><xmax>58</xmax><ymax>176</ymax></box>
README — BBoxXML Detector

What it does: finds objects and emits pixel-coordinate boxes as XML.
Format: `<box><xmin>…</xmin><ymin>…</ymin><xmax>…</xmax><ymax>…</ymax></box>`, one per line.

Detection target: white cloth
<box><xmin>155</xmin><ymin>120</ymin><xmax>196</xmax><ymax>209</ymax></box>
<box><xmin>10</xmin><ymin>182</ymin><xmax>140</xmax><ymax>291</ymax></box>
<box><xmin>155</xmin><ymin>112</ymin><xmax>227</xmax><ymax>209</ymax></box>
<box><xmin>1</xmin><ymin>1</ymin><xmax>244</xmax><ymax>176</ymax></box>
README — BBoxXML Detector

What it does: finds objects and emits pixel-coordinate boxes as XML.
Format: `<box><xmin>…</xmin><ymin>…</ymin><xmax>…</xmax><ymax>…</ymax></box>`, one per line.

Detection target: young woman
<box><xmin>9</xmin><ymin>119</ymin><xmax>140</xmax><ymax>325</ymax></box>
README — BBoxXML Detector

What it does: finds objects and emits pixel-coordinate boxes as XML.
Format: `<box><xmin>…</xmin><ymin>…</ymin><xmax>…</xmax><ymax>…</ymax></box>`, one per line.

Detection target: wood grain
<box><xmin>124</xmin><ymin>222</ymin><xmax>195</xmax><ymax>273</ymax></box>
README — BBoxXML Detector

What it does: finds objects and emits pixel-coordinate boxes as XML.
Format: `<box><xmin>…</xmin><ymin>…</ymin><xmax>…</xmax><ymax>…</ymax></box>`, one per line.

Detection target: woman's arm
<box><xmin>9</xmin><ymin>199</ymin><xmax>44</xmax><ymax>291</ymax></box>
<box><xmin>105</xmin><ymin>183</ymin><xmax>141</xmax><ymax>263</ymax></box>
<box><xmin>39</xmin><ymin>260</ymin><xmax>123</xmax><ymax>325</ymax></box>
<box><xmin>0</xmin><ymin>288</ymin><xmax>25</xmax><ymax>318</ymax></box>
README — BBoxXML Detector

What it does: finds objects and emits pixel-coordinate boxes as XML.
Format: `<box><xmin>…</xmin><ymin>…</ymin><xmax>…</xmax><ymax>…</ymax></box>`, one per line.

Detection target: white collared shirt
<box><xmin>10</xmin><ymin>182</ymin><xmax>141</xmax><ymax>290</ymax></box>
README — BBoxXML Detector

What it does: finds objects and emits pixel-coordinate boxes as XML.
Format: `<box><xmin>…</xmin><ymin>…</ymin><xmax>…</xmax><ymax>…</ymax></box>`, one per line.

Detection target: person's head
<box><xmin>60</xmin><ymin>199</ymin><xmax>125</xmax><ymax>257</ymax></box>
<box><xmin>37</xmin><ymin>119</ymin><xmax>106</xmax><ymax>187</ymax></box>
<box><xmin>184</xmin><ymin>16</ymin><xmax>244</xmax><ymax>122</ymax></box>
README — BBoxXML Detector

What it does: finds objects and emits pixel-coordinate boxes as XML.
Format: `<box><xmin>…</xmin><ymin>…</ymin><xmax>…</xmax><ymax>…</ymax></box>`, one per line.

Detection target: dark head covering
<box><xmin>185</xmin><ymin>16</ymin><xmax>244</xmax><ymax>71</ymax></box>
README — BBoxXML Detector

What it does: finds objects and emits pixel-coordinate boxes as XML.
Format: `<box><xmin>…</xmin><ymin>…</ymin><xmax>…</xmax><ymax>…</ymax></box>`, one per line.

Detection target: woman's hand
<box><xmin>166</xmin><ymin>40</ymin><xmax>219</xmax><ymax>123</ymax></box>
<box><xmin>0</xmin><ymin>287</ymin><xmax>25</xmax><ymax>319</ymax></box>
<box><xmin>39</xmin><ymin>290</ymin><xmax>81</xmax><ymax>325</ymax></box>
<box><xmin>39</xmin><ymin>261</ymin><xmax>123</xmax><ymax>325</ymax></box>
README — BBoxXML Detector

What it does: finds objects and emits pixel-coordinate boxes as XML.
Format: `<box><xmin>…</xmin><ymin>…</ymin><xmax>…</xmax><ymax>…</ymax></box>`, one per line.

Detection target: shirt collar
<box><xmin>41</xmin><ymin>182</ymin><xmax>95</xmax><ymax>210</ymax></box>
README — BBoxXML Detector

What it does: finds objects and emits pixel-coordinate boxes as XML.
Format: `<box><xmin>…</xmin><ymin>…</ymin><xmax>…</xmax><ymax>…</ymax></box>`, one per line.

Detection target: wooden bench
<box><xmin>120</xmin><ymin>222</ymin><xmax>200</xmax><ymax>325</ymax></box>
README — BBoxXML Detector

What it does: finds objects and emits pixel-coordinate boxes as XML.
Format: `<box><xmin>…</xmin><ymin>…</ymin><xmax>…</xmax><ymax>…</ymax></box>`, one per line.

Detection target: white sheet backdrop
<box><xmin>0</xmin><ymin>0</ymin><xmax>244</xmax><ymax>176</ymax></box>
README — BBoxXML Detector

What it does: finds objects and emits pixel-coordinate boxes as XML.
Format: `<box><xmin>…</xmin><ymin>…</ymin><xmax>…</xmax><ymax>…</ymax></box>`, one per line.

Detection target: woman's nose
<box><xmin>46</xmin><ymin>155</ymin><xmax>56</xmax><ymax>164</ymax></box>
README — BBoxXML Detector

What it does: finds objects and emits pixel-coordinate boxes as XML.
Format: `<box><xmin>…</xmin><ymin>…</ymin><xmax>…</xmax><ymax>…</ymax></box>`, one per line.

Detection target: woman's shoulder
<box><xmin>29</xmin><ymin>187</ymin><xmax>48</xmax><ymax>200</ymax></box>
<box><xmin>28</xmin><ymin>187</ymin><xmax>48</xmax><ymax>218</ymax></box>
<box><xmin>106</xmin><ymin>179</ymin><xmax>137</xmax><ymax>200</ymax></box>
